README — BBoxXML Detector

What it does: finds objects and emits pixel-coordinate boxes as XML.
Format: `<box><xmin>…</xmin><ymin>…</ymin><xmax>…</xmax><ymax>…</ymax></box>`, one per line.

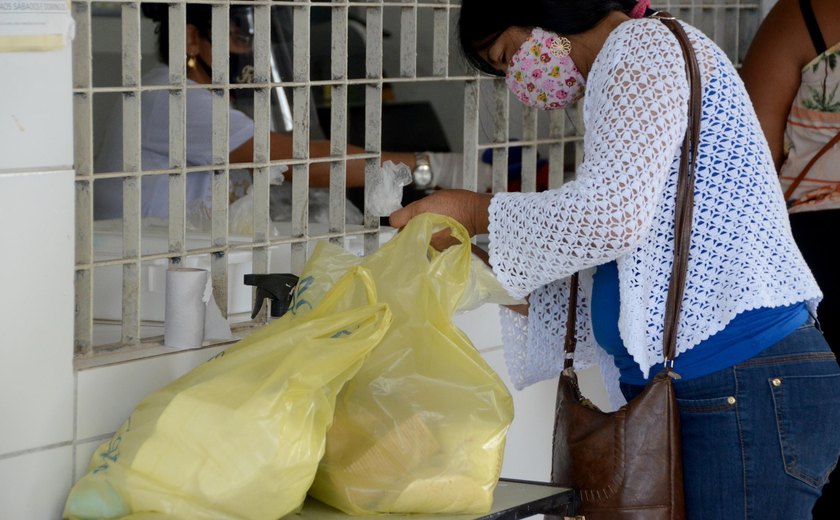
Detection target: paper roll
<box><xmin>164</xmin><ymin>268</ymin><xmax>209</xmax><ymax>349</ymax></box>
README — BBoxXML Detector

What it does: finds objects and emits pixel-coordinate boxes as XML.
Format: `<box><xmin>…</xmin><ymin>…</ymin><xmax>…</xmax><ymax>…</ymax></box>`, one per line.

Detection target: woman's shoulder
<box><xmin>601</xmin><ymin>18</ymin><xmax>732</xmax><ymax>83</ymax></box>
<box><xmin>600</xmin><ymin>18</ymin><xmax>692</xmax><ymax>65</ymax></box>
<box><xmin>605</xmin><ymin>17</ymin><xmax>720</xmax><ymax>52</ymax></box>
<box><xmin>608</xmin><ymin>18</ymin><xmax>676</xmax><ymax>44</ymax></box>
<box><xmin>141</xmin><ymin>64</ymin><xmax>172</xmax><ymax>86</ymax></box>
<box><xmin>593</xmin><ymin>18</ymin><xmax>692</xmax><ymax>76</ymax></box>
<box><xmin>141</xmin><ymin>64</ymin><xmax>203</xmax><ymax>88</ymax></box>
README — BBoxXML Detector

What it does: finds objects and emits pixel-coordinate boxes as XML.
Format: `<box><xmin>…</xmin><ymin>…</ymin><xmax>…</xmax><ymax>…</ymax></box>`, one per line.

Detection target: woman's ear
<box><xmin>185</xmin><ymin>24</ymin><xmax>202</xmax><ymax>58</ymax></box>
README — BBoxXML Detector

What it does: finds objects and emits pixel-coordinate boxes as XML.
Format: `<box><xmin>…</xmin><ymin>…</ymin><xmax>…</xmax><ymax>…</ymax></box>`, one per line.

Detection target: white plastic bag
<box><xmin>365</xmin><ymin>160</ymin><xmax>413</xmax><ymax>216</ymax></box>
<box><xmin>229</xmin><ymin>166</ymin><xmax>286</xmax><ymax>236</ymax></box>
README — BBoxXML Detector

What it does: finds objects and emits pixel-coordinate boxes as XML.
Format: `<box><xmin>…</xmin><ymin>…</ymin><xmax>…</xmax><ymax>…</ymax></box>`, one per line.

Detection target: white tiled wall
<box><xmin>0</xmin><ymin>446</ymin><xmax>74</xmax><ymax>520</ymax></box>
<box><xmin>0</xmin><ymin>35</ymin><xmax>77</xmax><ymax>520</ymax></box>
<box><xmin>0</xmin><ymin>170</ymin><xmax>75</xmax><ymax>456</ymax></box>
<box><xmin>75</xmin><ymin>346</ymin><xmax>225</xmax><ymax>441</ymax></box>
<box><xmin>73</xmin><ymin>440</ymin><xmax>104</xmax><ymax>483</ymax></box>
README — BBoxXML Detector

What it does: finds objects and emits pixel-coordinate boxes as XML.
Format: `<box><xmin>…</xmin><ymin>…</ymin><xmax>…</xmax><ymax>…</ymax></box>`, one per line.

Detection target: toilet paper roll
<box><xmin>164</xmin><ymin>268</ymin><xmax>209</xmax><ymax>349</ymax></box>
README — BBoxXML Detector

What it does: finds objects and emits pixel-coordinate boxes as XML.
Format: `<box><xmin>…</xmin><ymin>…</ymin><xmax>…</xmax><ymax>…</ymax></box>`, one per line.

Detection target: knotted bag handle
<box><xmin>563</xmin><ymin>13</ymin><xmax>702</xmax><ymax>371</ymax></box>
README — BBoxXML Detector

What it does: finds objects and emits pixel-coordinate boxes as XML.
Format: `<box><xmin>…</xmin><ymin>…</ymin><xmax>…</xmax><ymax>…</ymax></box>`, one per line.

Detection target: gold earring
<box><xmin>549</xmin><ymin>36</ymin><xmax>572</xmax><ymax>58</ymax></box>
<box><xmin>187</xmin><ymin>54</ymin><xmax>197</xmax><ymax>69</ymax></box>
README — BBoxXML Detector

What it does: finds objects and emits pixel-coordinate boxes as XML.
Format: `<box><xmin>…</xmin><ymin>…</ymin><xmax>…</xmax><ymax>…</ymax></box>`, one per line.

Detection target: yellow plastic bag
<box><xmin>64</xmin><ymin>267</ymin><xmax>391</xmax><ymax>520</ymax></box>
<box><xmin>304</xmin><ymin>214</ymin><xmax>515</xmax><ymax>515</ymax></box>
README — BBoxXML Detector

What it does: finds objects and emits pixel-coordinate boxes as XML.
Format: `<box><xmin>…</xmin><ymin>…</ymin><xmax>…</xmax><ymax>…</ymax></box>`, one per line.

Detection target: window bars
<box><xmin>72</xmin><ymin>0</ymin><xmax>762</xmax><ymax>365</ymax></box>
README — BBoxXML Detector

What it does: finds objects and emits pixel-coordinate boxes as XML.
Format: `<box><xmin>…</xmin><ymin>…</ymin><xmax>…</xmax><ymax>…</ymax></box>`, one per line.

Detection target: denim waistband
<box><xmin>736</xmin><ymin>323</ymin><xmax>835</xmax><ymax>368</ymax></box>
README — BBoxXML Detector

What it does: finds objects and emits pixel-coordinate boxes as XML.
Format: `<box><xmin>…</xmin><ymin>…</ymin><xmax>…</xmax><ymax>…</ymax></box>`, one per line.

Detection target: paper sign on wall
<box><xmin>0</xmin><ymin>0</ymin><xmax>75</xmax><ymax>52</ymax></box>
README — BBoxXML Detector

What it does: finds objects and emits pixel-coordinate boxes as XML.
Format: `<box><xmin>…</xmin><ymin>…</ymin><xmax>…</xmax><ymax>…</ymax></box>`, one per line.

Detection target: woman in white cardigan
<box><xmin>390</xmin><ymin>0</ymin><xmax>840</xmax><ymax>518</ymax></box>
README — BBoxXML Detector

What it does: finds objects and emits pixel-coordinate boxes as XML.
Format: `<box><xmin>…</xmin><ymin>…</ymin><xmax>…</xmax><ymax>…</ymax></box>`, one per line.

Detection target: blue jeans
<box><xmin>621</xmin><ymin>324</ymin><xmax>840</xmax><ymax>520</ymax></box>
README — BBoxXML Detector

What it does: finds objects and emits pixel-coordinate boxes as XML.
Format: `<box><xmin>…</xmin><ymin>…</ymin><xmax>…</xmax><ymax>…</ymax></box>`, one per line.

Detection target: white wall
<box><xmin>0</xmin><ymin>42</ymin><xmax>76</xmax><ymax>519</ymax></box>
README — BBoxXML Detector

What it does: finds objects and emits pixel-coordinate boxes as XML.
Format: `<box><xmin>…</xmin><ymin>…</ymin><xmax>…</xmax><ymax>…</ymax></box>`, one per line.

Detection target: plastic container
<box><xmin>91</xmin><ymin>221</ymin><xmax>396</xmax><ymax>323</ymax></box>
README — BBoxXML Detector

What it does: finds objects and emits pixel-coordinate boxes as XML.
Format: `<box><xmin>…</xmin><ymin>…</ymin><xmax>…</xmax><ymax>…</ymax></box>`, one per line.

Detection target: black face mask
<box><xmin>229</xmin><ymin>5</ymin><xmax>255</xmax><ymax>103</ymax></box>
<box><xmin>192</xmin><ymin>53</ymin><xmax>253</xmax><ymax>81</ymax></box>
<box><xmin>229</xmin><ymin>52</ymin><xmax>255</xmax><ymax>104</ymax></box>
<box><xmin>230</xmin><ymin>53</ymin><xmax>254</xmax><ymax>84</ymax></box>
<box><xmin>192</xmin><ymin>52</ymin><xmax>254</xmax><ymax>107</ymax></box>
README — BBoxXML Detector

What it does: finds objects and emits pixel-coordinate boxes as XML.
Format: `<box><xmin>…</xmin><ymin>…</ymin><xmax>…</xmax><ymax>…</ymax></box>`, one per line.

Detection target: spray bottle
<box><xmin>243</xmin><ymin>273</ymin><xmax>299</xmax><ymax>320</ymax></box>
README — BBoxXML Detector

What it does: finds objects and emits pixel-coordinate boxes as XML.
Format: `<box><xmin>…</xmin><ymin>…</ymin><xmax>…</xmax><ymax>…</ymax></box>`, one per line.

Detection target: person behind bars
<box><xmin>94</xmin><ymin>3</ymin><xmax>431</xmax><ymax>225</ymax></box>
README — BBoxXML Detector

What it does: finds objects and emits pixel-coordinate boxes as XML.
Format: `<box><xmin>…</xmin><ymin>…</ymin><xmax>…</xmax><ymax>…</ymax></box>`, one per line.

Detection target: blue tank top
<box><xmin>591</xmin><ymin>261</ymin><xmax>809</xmax><ymax>384</ymax></box>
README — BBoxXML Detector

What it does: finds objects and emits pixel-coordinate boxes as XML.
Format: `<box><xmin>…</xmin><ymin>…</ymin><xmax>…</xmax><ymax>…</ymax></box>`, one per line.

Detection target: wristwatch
<box><xmin>412</xmin><ymin>152</ymin><xmax>433</xmax><ymax>189</ymax></box>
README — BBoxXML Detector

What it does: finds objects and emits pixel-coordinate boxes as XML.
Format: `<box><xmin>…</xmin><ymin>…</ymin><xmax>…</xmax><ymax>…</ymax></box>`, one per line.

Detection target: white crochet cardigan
<box><xmin>488</xmin><ymin>18</ymin><xmax>821</xmax><ymax>404</ymax></box>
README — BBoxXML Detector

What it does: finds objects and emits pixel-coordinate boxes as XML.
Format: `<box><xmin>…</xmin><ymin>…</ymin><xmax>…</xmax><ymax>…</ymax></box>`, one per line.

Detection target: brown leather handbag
<box><xmin>550</xmin><ymin>14</ymin><xmax>701</xmax><ymax>520</ymax></box>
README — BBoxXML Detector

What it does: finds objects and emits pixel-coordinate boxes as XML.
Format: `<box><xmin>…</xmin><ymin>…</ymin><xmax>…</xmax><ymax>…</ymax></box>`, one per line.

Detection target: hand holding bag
<box><xmin>550</xmin><ymin>14</ymin><xmax>701</xmax><ymax>520</ymax></box>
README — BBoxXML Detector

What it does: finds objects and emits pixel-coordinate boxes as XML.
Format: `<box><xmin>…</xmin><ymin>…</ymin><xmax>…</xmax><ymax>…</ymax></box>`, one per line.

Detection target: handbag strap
<box><xmin>563</xmin><ymin>13</ymin><xmax>702</xmax><ymax>370</ymax></box>
<box><xmin>782</xmin><ymin>130</ymin><xmax>840</xmax><ymax>201</ymax></box>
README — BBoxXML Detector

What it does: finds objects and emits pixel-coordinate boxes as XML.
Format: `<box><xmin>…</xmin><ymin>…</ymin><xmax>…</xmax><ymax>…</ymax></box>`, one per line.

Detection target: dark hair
<box><xmin>141</xmin><ymin>3</ymin><xmax>212</xmax><ymax>64</ymax></box>
<box><xmin>458</xmin><ymin>0</ymin><xmax>638</xmax><ymax>76</ymax></box>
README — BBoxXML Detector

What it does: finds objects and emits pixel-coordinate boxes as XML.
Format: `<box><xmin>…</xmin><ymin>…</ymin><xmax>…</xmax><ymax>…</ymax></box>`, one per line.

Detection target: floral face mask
<box><xmin>505</xmin><ymin>27</ymin><xmax>585</xmax><ymax>110</ymax></box>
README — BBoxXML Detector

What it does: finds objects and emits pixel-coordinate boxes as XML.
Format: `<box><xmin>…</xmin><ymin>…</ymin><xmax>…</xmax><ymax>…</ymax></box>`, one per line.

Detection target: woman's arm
<box><xmin>229</xmin><ymin>133</ymin><xmax>417</xmax><ymax>188</ymax></box>
<box><xmin>740</xmin><ymin>0</ymin><xmax>814</xmax><ymax>170</ymax></box>
<box><xmin>470</xmin><ymin>242</ymin><xmax>529</xmax><ymax>315</ymax></box>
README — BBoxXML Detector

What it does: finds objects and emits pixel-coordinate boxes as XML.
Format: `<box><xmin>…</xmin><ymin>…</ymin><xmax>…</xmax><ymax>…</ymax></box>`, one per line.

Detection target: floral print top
<box><xmin>780</xmin><ymin>42</ymin><xmax>840</xmax><ymax>213</ymax></box>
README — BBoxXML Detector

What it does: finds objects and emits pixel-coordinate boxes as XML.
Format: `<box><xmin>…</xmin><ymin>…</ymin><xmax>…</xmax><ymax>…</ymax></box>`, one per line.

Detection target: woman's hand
<box><xmin>389</xmin><ymin>189</ymin><xmax>493</xmax><ymax>249</ymax></box>
<box><xmin>392</xmin><ymin>190</ymin><xmax>528</xmax><ymax>315</ymax></box>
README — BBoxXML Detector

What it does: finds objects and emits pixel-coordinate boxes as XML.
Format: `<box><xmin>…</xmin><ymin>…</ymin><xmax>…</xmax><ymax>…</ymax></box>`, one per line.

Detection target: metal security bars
<box><xmin>72</xmin><ymin>1</ymin><xmax>765</xmax><ymax>365</ymax></box>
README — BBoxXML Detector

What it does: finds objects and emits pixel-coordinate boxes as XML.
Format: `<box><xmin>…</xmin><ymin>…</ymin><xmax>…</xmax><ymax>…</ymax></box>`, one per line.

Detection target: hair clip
<box><xmin>550</xmin><ymin>36</ymin><xmax>572</xmax><ymax>58</ymax></box>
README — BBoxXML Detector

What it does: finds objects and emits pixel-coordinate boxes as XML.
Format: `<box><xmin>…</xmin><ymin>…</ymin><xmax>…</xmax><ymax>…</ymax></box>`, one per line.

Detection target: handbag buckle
<box><xmin>650</xmin><ymin>10</ymin><xmax>676</xmax><ymax>20</ymax></box>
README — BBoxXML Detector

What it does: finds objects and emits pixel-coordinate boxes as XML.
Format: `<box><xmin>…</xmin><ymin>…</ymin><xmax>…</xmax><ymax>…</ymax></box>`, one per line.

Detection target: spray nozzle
<box><xmin>243</xmin><ymin>273</ymin><xmax>299</xmax><ymax>319</ymax></box>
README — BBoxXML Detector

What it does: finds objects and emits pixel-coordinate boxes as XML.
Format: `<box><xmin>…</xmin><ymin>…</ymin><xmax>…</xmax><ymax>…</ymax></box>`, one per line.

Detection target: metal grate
<box><xmin>72</xmin><ymin>0</ymin><xmax>765</xmax><ymax>365</ymax></box>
